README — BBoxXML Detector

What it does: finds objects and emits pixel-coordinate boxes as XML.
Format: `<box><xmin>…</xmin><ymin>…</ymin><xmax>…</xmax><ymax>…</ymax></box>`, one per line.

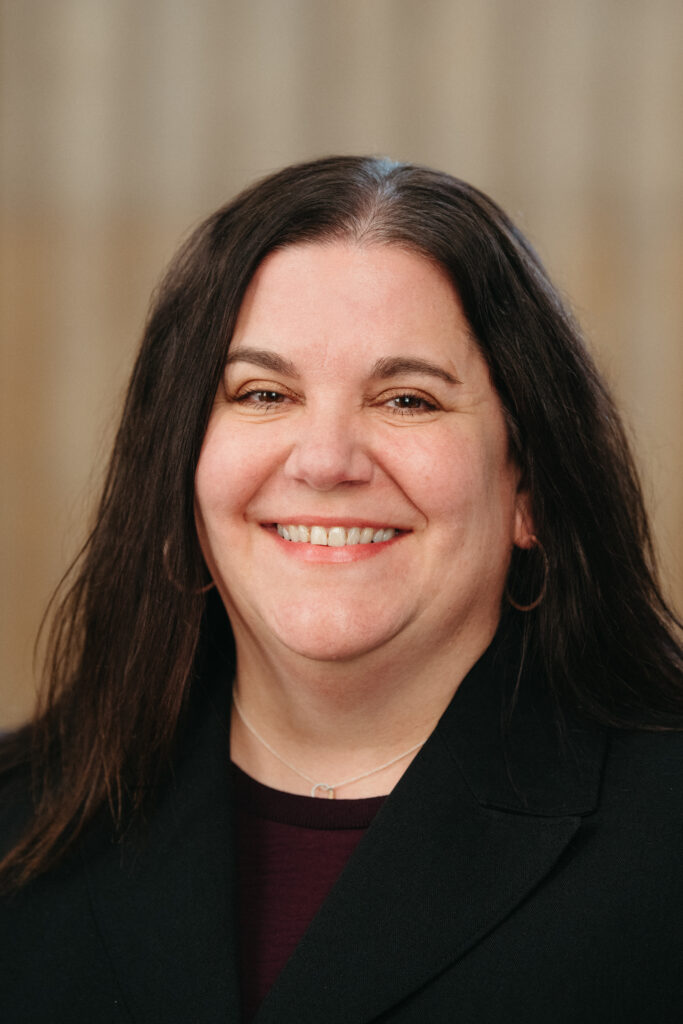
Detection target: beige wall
<box><xmin>2</xmin><ymin>0</ymin><xmax>682</xmax><ymax>725</ymax></box>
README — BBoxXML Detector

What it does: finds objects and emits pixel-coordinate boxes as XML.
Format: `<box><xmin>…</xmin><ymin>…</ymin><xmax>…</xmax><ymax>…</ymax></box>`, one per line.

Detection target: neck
<box><xmin>228</xmin><ymin>617</ymin><xmax>498</xmax><ymax>798</ymax></box>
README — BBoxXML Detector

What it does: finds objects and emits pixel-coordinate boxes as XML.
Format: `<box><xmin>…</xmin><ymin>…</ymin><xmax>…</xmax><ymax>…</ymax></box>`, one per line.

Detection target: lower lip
<box><xmin>265</xmin><ymin>526</ymin><xmax>406</xmax><ymax>563</ymax></box>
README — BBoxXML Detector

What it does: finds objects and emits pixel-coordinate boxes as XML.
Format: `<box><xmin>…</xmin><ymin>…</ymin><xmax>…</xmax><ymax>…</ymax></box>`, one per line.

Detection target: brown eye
<box><xmin>392</xmin><ymin>395</ymin><xmax>423</xmax><ymax>408</ymax></box>
<box><xmin>386</xmin><ymin>393</ymin><xmax>438</xmax><ymax>414</ymax></box>
<box><xmin>252</xmin><ymin>391</ymin><xmax>285</xmax><ymax>403</ymax></box>
<box><xmin>237</xmin><ymin>389</ymin><xmax>287</xmax><ymax>405</ymax></box>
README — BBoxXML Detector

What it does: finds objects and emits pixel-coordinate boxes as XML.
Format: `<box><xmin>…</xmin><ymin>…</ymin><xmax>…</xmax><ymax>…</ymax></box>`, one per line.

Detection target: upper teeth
<box><xmin>276</xmin><ymin>525</ymin><xmax>396</xmax><ymax>546</ymax></box>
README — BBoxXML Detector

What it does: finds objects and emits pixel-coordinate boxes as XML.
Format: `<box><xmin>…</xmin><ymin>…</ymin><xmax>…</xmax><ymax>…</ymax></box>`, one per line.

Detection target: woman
<box><xmin>1</xmin><ymin>156</ymin><xmax>682</xmax><ymax>1023</ymax></box>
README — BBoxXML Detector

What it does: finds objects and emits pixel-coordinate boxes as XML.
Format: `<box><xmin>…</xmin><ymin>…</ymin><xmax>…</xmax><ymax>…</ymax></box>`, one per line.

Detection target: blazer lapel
<box><xmin>255</xmin><ymin>630</ymin><xmax>605</xmax><ymax>1024</ymax></box>
<box><xmin>83</xmin><ymin>670</ymin><xmax>242</xmax><ymax>1024</ymax></box>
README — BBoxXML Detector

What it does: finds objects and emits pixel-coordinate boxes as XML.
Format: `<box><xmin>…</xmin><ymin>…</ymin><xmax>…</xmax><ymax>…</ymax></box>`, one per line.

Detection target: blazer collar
<box><xmin>438</xmin><ymin>623</ymin><xmax>605</xmax><ymax>817</ymax></box>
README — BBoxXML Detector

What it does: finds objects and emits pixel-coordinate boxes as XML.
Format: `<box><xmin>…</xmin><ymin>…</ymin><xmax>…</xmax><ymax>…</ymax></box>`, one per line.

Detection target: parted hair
<box><xmin>2</xmin><ymin>155</ymin><xmax>681</xmax><ymax>888</ymax></box>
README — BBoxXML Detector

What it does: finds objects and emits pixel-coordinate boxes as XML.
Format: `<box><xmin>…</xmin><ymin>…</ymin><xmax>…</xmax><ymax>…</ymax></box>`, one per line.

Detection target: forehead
<box><xmin>230</xmin><ymin>241</ymin><xmax>478</xmax><ymax>374</ymax></box>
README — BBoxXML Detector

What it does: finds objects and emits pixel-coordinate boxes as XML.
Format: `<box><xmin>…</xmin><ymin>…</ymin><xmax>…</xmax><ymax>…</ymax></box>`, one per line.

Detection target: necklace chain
<box><xmin>232</xmin><ymin>690</ymin><xmax>426</xmax><ymax>798</ymax></box>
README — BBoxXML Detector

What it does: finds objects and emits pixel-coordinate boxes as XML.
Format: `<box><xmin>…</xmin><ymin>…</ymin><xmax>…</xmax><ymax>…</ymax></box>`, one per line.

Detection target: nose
<box><xmin>282</xmin><ymin>404</ymin><xmax>374</xmax><ymax>491</ymax></box>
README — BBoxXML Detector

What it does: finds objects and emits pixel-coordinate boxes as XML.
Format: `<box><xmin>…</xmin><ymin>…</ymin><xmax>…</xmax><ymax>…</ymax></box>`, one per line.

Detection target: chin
<box><xmin>267</xmin><ymin>603</ymin><xmax>408</xmax><ymax>664</ymax></box>
<box><xmin>283</xmin><ymin>640</ymin><xmax>375</xmax><ymax>664</ymax></box>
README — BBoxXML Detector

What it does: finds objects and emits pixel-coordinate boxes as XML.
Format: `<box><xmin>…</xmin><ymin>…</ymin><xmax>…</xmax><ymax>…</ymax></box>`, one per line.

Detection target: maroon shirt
<box><xmin>232</xmin><ymin>764</ymin><xmax>385</xmax><ymax>1020</ymax></box>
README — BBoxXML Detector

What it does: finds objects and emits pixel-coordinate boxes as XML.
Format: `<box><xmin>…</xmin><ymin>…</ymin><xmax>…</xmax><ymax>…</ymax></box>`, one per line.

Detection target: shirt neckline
<box><xmin>231</xmin><ymin>762</ymin><xmax>386</xmax><ymax>830</ymax></box>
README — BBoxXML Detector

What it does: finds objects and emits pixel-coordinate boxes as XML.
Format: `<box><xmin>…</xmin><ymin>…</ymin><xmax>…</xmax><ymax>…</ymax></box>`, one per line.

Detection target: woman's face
<box><xmin>195</xmin><ymin>242</ymin><xmax>531</xmax><ymax>666</ymax></box>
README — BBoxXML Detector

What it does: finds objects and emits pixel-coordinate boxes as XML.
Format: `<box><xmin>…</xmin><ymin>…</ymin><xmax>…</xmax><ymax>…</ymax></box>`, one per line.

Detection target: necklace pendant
<box><xmin>311</xmin><ymin>783</ymin><xmax>335</xmax><ymax>799</ymax></box>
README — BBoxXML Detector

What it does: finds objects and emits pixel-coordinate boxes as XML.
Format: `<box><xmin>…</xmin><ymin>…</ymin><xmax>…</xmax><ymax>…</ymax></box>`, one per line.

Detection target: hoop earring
<box><xmin>505</xmin><ymin>537</ymin><xmax>549</xmax><ymax>612</ymax></box>
<box><xmin>190</xmin><ymin>579</ymin><xmax>215</xmax><ymax>595</ymax></box>
<box><xmin>162</xmin><ymin>539</ymin><xmax>215</xmax><ymax>595</ymax></box>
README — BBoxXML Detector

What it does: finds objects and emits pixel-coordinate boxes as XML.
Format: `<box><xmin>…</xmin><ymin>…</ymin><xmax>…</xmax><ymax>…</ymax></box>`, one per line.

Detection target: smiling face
<box><xmin>194</xmin><ymin>242</ymin><xmax>532</xmax><ymax>670</ymax></box>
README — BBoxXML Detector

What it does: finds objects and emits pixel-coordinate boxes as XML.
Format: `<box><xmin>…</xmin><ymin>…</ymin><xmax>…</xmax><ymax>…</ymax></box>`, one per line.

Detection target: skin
<box><xmin>194</xmin><ymin>242</ymin><xmax>533</xmax><ymax>796</ymax></box>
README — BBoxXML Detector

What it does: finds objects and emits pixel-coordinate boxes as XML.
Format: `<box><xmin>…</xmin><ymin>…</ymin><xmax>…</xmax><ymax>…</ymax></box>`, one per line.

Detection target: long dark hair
<box><xmin>2</xmin><ymin>155</ymin><xmax>681</xmax><ymax>888</ymax></box>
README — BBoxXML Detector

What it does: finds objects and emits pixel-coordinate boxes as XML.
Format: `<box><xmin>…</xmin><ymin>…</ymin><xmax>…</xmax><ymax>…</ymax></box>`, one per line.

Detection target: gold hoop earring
<box><xmin>505</xmin><ymin>537</ymin><xmax>549</xmax><ymax>612</ymax></box>
<box><xmin>191</xmin><ymin>579</ymin><xmax>215</xmax><ymax>595</ymax></box>
<box><xmin>162</xmin><ymin>539</ymin><xmax>215</xmax><ymax>595</ymax></box>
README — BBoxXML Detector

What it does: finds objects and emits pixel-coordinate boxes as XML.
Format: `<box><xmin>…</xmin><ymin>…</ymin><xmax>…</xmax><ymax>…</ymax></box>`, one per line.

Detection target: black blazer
<box><xmin>2</xmin><ymin>633</ymin><xmax>683</xmax><ymax>1023</ymax></box>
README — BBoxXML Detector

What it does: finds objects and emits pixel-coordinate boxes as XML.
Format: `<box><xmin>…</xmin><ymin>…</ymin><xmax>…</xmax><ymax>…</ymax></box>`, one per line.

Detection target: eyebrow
<box><xmin>369</xmin><ymin>356</ymin><xmax>461</xmax><ymax>385</ymax></box>
<box><xmin>225</xmin><ymin>348</ymin><xmax>297</xmax><ymax>375</ymax></box>
<box><xmin>224</xmin><ymin>348</ymin><xmax>461</xmax><ymax>385</ymax></box>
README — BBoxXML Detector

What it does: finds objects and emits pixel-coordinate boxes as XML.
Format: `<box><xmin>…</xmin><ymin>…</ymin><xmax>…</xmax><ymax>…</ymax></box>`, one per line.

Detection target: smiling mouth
<box><xmin>274</xmin><ymin>524</ymin><xmax>403</xmax><ymax>547</ymax></box>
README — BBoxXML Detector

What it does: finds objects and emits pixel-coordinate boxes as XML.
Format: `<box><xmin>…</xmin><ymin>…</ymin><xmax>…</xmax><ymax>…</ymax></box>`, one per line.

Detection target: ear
<box><xmin>512</xmin><ymin>489</ymin><xmax>536</xmax><ymax>549</ymax></box>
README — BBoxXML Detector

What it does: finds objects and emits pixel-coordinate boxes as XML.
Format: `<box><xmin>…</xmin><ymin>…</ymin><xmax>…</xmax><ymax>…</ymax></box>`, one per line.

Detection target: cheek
<box><xmin>399</xmin><ymin>424</ymin><xmax>518</xmax><ymax>531</ymax></box>
<box><xmin>194</xmin><ymin>421</ymin><xmax>276</xmax><ymax>523</ymax></box>
<box><xmin>388</xmin><ymin>429</ymin><xmax>492</xmax><ymax>516</ymax></box>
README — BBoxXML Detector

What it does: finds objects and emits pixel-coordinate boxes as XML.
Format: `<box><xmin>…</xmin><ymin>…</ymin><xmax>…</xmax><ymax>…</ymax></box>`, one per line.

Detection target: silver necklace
<box><xmin>232</xmin><ymin>690</ymin><xmax>426</xmax><ymax>799</ymax></box>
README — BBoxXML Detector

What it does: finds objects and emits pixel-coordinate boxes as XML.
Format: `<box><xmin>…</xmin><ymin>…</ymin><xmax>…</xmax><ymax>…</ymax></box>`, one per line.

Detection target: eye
<box><xmin>242</xmin><ymin>389</ymin><xmax>285</xmax><ymax>403</ymax></box>
<box><xmin>233</xmin><ymin>388</ymin><xmax>291</xmax><ymax>411</ymax></box>
<box><xmin>384</xmin><ymin>392</ymin><xmax>439</xmax><ymax>415</ymax></box>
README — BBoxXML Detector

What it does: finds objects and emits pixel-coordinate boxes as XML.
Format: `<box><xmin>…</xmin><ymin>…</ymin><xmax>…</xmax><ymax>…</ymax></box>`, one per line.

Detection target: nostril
<box><xmin>282</xmin><ymin>437</ymin><xmax>374</xmax><ymax>490</ymax></box>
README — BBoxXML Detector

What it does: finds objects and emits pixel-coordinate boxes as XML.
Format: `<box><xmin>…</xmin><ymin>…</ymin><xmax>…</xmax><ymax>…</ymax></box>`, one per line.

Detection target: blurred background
<box><xmin>2</xmin><ymin>0</ymin><xmax>682</xmax><ymax>726</ymax></box>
